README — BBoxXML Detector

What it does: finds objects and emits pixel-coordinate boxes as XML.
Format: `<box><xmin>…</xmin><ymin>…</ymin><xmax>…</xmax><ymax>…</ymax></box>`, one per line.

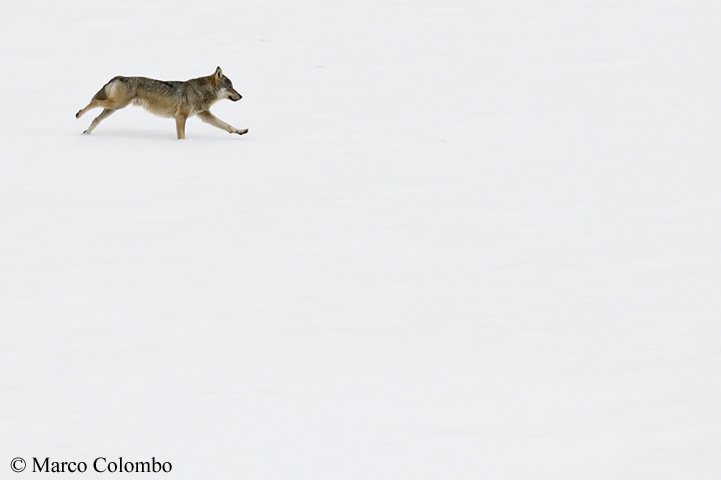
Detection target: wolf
<box><xmin>76</xmin><ymin>67</ymin><xmax>248</xmax><ymax>139</ymax></box>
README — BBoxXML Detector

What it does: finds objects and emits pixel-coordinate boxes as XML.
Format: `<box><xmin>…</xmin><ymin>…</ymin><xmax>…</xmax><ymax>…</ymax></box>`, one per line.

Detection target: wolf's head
<box><xmin>213</xmin><ymin>66</ymin><xmax>242</xmax><ymax>102</ymax></box>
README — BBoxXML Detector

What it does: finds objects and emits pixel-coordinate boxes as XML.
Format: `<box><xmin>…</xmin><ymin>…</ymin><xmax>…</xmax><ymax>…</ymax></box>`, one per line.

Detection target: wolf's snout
<box><xmin>231</xmin><ymin>93</ymin><xmax>242</xmax><ymax>101</ymax></box>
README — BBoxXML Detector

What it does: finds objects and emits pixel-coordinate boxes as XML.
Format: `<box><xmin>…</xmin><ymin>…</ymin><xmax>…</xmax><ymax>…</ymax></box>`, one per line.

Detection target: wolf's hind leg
<box><xmin>83</xmin><ymin>108</ymin><xmax>116</xmax><ymax>134</ymax></box>
<box><xmin>77</xmin><ymin>78</ymin><xmax>130</xmax><ymax>121</ymax></box>
<box><xmin>76</xmin><ymin>100</ymin><xmax>100</xmax><ymax>119</ymax></box>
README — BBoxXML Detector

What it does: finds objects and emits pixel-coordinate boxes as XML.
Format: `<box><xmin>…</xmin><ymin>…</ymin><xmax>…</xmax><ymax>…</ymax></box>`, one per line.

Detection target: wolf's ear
<box><xmin>215</xmin><ymin>66</ymin><xmax>224</xmax><ymax>79</ymax></box>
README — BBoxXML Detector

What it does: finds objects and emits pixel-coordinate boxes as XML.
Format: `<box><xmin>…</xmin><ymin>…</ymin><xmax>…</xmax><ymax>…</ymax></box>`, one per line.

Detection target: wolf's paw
<box><xmin>234</xmin><ymin>128</ymin><xmax>248</xmax><ymax>135</ymax></box>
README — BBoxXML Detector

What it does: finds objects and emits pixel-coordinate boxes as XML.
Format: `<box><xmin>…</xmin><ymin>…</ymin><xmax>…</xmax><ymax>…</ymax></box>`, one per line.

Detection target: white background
<box><xmin>1</xmin><ymin>0</ymin><xmax>720</xmax><ymax>478</ymax></box>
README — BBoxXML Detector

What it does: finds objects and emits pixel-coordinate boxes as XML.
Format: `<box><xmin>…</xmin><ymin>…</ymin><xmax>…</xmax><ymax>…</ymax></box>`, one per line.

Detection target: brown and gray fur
<box><xmin>76</xmin><ymin>67</ymin><xmax>248</xmax><ymax>139</ymax></box>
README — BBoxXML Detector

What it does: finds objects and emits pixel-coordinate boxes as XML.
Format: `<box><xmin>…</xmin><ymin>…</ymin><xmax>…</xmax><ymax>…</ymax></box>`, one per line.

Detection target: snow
<box><xmin>2</xmin><ymin>0</ymin><xmax>721</xmax><ymax>478</ymax></box>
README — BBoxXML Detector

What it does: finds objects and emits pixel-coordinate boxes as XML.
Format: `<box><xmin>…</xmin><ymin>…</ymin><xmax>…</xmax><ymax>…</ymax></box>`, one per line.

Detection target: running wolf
<box><xmin>76</xmin><ymin>67</ymin><xmax>248</xmax><ymax>139</ymax></box>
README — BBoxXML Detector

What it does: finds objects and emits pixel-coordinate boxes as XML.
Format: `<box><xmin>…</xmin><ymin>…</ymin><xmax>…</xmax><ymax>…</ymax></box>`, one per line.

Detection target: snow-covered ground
<box><xmin>2</xmin><ymin>0</ymin><xmax>720</xmax><ymax>478</ymax></box>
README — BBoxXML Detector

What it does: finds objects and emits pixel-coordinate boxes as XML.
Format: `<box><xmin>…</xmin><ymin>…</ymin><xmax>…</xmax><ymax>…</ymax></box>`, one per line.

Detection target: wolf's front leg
<box><xmin>175</xmin><ymin>114</ymin><xmax>187</xmax><ymax>139</ymax></box>
<box><xmin>197</xmin><ymin>111</ymin><xmax>248</xmax><ymax>135</ymax></box>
